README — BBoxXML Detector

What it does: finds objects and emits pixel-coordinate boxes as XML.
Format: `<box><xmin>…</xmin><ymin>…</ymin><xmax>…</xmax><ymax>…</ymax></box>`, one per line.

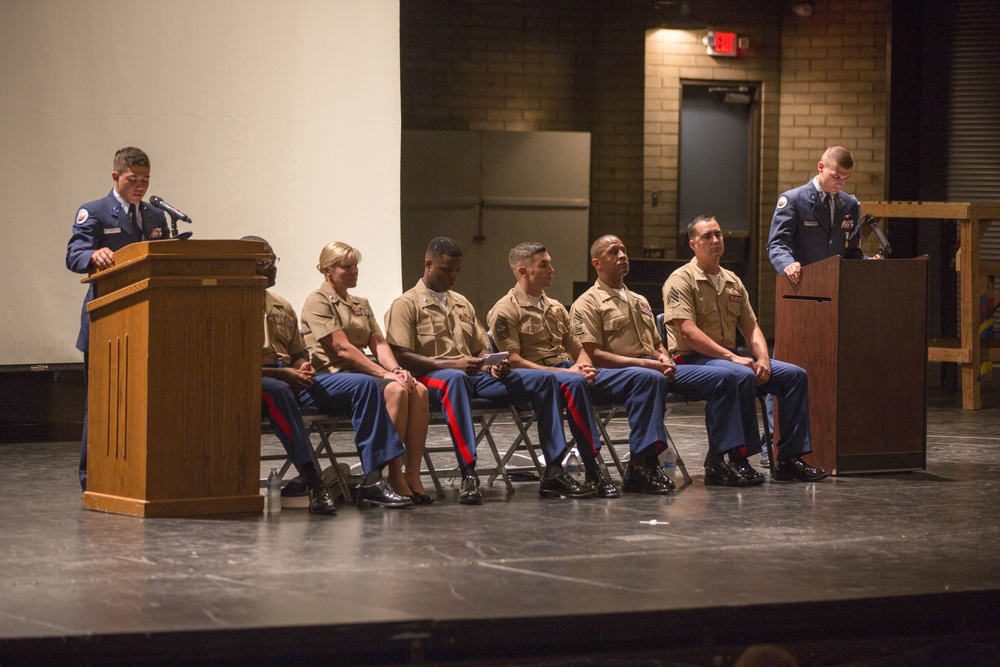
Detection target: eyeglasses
<box><xmin>257</xmin><ymin>257</ymin><xmax>280</xmax><ymax>268</ymax></box>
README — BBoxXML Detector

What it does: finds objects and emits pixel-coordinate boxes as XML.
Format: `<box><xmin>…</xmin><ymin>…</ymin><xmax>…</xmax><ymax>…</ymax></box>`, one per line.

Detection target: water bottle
<box><xmin>266</xmin><ymin>467</ymin><xmax>282</xmax><ymax>514</ymax></box>
<box><xmin>565</xmin><ymin>449</ymin><xmax>582</xmax><ymax>474</ymax></box>
<box><xmin>661</xmin><ymin>447</ymin><xmax>677</xmax><ymax>484</ymax></box>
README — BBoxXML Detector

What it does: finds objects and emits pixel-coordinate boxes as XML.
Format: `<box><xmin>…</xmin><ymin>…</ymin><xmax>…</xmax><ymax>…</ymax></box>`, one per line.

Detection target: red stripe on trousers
<box><xmin>560</xmin><ymin>384</ymin><xmax>597</xmax><ymax>455</ymax></box>
<box><xmin>261</xmin><ymin>391</ymin><xmax>294</xmax><ymax>443</ymax></box>
<box><xmin>419</xmin><ymin>375</ymin><xmax>475</xmax><ymax>466</ymax></box>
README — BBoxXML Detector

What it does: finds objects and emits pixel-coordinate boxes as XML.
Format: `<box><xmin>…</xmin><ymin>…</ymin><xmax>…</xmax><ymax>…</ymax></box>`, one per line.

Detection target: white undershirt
<box><xmin>427</xmin><ymin>288</ymin><xmax>449</xmax><ymax>310</ymax></box>
<box><xmin>707</xmin><ymin>272</ymin><xmax>723</xmax><ymax>293</ymax></box>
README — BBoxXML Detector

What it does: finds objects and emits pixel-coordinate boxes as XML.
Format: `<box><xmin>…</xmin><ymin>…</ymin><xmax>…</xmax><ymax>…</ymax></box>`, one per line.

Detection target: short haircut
<box><xmin>113</xmin><ymin>147</ymin><xmax>150</xmax><ymax>174</ymax></box>
<box><xmin>241</xmin><ymin>234</ymin><xmax>269</xmax><ymax>245</ymax></box>
<box><xmin>508</xmin><ymin>242</ymin><xmax>546</xmax><ymax>271</ymax></box>
<box><xmin>687</xmin><ymin>215</ymin><xmax>718</xmax><ymax>239</ymax></box>
<box><xmin>590</xmin><ymin>234</ymin><xmax>620</xmax><ymax>259</ymax></box>
<box><xmin>318</xmin><ymin>241</ymin><xmax>362</xmax><ymax>273</ymax></box>
<box><xmin>426</xmin><ymin>236</ymin><xmax>463</xmax><ymax>259</ymax></box>
<box><xmin>821</xmin><ymin>146</ymin><xmax>854</xmax><ymax>171</ymax></box>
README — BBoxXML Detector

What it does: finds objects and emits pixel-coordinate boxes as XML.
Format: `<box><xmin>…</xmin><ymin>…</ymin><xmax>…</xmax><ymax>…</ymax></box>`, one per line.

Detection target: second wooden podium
<box><xmin>82</xmin><ymin>239</ymin><xmax>268</xmax><ymax>517</ymax></box>
<box><xmin>774</xmin><ymin>256</ymin><xmax>928</xmax><ymax>475</ymax></box>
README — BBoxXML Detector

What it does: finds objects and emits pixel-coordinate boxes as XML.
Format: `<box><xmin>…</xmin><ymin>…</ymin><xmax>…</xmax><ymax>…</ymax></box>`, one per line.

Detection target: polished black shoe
<box><xmin>281</xmin><ymin>478</ymin><xmax>309</xmax><ymax>498</ymax></box>
<box><xmin>730</xmin><ymin>456</ymin><xmax>765</xmax><ymax>486</ymax></box>
<box><xmin>540</xmin><ymin>472</ymin><xmax>598</xmax><ymax>498</ymax></box>
<box><xmin>773</xmin><ymin>456</ymin><xmax>831</xmax><ymax>482</ymax></box>
<box><xmin>459</xmin><ymin>474</ymin><xmax>482</xmax><ymax>505</ymax></box>
<box><xmin>585</xmin><ymin>465</ymin><xmax>621</xmax><ymax>499</ymax></box>
<box><xmin>356</xmin><ymin>479</ymin><xmax>414</xmax><ymax>508</ymax></box>
<box><xmin>622</xmin><ymin>462</ymin><xmax>673</xmax><ymax>495</ymax></box>
<box><xmin>704</xmin><ymin>455</ymin><xmax>748</xmax><ymax>487</ymax></box>
<box><xmin>308</xmin><ymin>483</ymin><xmax>338</xmax><ymax>515</ymax></box>
<box><xmin>652</xmin><ymin>464</ymin><xmax>677</xmax><ymax>491</ymax></box>
<box><xmin>404</xmin><ymin>492</ymin><xmax>435</xmax><ymax>505</ymax></box>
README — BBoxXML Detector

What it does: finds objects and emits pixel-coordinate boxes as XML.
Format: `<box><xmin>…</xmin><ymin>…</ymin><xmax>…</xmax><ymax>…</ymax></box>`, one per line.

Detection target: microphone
<box><xmin>149</xmin><ymin>196</ymin><xmax>192</xmax><ymax>223</ymax></box>
<box><xmin>861</xmin><ymin>213</ymin><xmax>892</xmax><ymax>257</ymax></box>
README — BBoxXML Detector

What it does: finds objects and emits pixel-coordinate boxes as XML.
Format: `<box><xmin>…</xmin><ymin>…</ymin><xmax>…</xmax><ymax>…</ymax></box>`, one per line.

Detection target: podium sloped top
<box><xmin>83</xmin><ymin>239</ymin><xmax>269</xmax><ymax>285</ymax></box>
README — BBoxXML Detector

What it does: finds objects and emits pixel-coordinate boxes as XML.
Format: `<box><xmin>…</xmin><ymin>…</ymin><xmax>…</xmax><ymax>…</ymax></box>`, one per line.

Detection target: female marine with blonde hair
<box><xmin>300</xmin><ymin>242</ymin><xmax>433</xmax><ymax>503</ymax></box>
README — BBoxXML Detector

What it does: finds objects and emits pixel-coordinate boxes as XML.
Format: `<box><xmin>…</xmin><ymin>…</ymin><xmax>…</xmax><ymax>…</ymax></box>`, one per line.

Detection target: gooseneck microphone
<box><xmin>149</xmin><ymin>196</ymin><xmax>192</xmax><ymax>223</ymax></box>
<box><xmin>861</xmin><ymin>213</ymin><xmax>892</xmax><ymax>257</ymax></box>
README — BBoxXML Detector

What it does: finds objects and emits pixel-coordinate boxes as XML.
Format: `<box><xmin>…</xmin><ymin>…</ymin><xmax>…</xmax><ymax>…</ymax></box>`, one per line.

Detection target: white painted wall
<box><xmin>0</xmin><ymin>0</ymin><xmax>401</xmax><ymax>365</ymax></box>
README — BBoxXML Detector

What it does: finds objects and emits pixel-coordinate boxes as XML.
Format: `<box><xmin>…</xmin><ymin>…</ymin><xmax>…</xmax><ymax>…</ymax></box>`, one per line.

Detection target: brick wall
<box><xmin>400</xmin><ymin>0</ymin><xmax>648</xmax><ymax>255</ymax></box>
<box><xmin>643</xmin><ymin>0</ymin><xmax>890</xmax><ymax>330</ymax></box>
<box><xmin>765</xmin><ymin>0</ymin><xmax>890</xmax><ymax>326</ymax></box>
<box><xmin>401</xmin><ymin>0</ymin><xmax>593</xmax><ymax>132</ymax></box>
<box><xmin>400</xmin><ymin>0</ymin><xmax>892</xmax><ymax>326</ymax></box>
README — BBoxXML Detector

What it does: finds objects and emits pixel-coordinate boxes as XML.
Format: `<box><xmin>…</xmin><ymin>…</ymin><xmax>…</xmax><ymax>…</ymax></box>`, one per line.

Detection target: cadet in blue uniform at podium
<box><xmin>767</xmin><ymin>145</ymin><xmax>864</xmax><ymax>284</ymax></box>
<box><xmin>66</xmin><ymin>147</ymin><xmax>169</xmax><ymax>492</ymax></box>
<box><xmin>764</xmin><ymin>146</ymin><xmax>876</xmax><ymax>465</ymax></box>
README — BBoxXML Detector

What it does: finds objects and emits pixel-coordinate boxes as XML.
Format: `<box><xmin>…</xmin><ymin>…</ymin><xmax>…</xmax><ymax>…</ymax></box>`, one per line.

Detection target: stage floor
<box><xmin>1</xmin><ymin>391</ymin><xmax>999</xmax><ymax>665</ymax></box>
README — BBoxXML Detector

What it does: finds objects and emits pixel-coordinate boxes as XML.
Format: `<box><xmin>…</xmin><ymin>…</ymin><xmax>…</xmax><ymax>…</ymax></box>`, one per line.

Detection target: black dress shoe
<box><xmin>308</xmin><ymin>483</ymin><xmax>338</xmax><ymax>515</ymax></box>
<box><xmin>730</xmin><ymin>456</ymin><xmax>765</xmax><ymax>486</ymax></box>
<box><xmin>585</xmin><ymin>466</ymin><xmax>621</xmax><ymax>499</ymax></box>
<box><xmin>540</xmin><ymin>472</ymin><xmax>598</xmax><ymax>498</ymax></box>
<box><xmin>281</xmin><ymin>478</ymin><xmax>309</xmax><ymax>498</ymax></box>
<box><xmin>404</xmin><ymin>492</ymin><xmax>435</xmax><ymax>505</ymax></box>
<box><xmin>652</xmin><ymin>464</ymin><xmax>677</xmax><ymax>491</ymax></box>
<box><xmin>622</xmin><ymin>462</ymin><xmax>673</xmax><ymax>495</ymax></box>
<box><xmin>459</xmin><ymin>474</ymin><xmax>482</xmax><ymax>505</ymax></box>
<box><xmin>773</xmin><ymin>456</ymin><xmax>831</xmax><ymax>482</ymax></box>
<box><xmin>704</xmin><ymin>455</ymin><xmax>748</xmax><ymax>487</ymax></box>
<box><xmin>356</xmin><ymin>479</ymin><xmax>414</xmax><ymax>508</ymax></box>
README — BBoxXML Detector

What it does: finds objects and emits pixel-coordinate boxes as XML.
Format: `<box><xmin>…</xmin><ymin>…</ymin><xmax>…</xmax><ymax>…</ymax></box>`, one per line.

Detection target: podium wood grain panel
<box><xmin>775</xmin><ymin>256</ymin><xmax>928</xmax><ymax>474</ymax></box>
<box><xmin>82</xmin><ymin>240</ymin><xmax>268</xmax><ymax>517</ymax></box>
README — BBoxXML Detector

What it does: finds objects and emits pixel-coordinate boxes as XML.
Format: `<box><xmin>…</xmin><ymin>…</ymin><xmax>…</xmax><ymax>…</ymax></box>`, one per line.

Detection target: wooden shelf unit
<box><xmin>861</xmin><ymin>201</ymin><xmax>1000</xmax><ymax>410</ymax></box>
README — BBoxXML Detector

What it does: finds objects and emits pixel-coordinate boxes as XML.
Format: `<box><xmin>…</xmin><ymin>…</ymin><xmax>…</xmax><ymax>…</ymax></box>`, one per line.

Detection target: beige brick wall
<box><xmin>400</xmin><ymin>0</ymin><xmax>892</xmax><ymax>324</ymax></box>
<box><xmin>764</xmin><ymin>0</ymin><xmax>889</xmax><ymax>328</ymax></box>
<box><xmin>643</xmin><ymin>0</ymin><xmax>890</xmax><ymax>332</ymax></box>
<box><xmin>643</xmin><ymin>25</ymin><xmax>782</xmax><ymax>260</ymax></box>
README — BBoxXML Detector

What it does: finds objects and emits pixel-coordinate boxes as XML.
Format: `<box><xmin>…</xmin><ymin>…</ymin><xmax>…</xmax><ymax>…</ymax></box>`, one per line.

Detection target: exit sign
<box><xmin>705</xmin><ymin>31</ymin><xmax>738</xmax><ymax>57</ymax></box>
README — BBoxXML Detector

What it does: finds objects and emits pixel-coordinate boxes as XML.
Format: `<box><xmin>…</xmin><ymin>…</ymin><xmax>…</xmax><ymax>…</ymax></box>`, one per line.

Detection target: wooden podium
<box><xmin>82</xmin><ymin>240</ymin><xmax>268</xmax><ymax>517</ymax></box>
<box><xmin>774</xmin><ymin>256</ymin><xmax>928</xmax><ymax>475</ymax></box>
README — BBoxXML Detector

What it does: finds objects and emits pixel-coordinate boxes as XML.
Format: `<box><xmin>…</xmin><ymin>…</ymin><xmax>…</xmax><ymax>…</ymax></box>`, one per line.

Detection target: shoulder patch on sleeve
<box><xmin>493</xmin><ymin>315</ymin><xmax>511</xmax><ymax>342</ymax></box>
<box><xmin>665</xmin><ymin>286</ymin><xmax>681</xmax><ymax>306</ymax></box>
<box><xmin>776</xmin><ymin>196</ymin><xmax>787</xmax><ymax>209</ymax></box>
<box><xmin>75</xmin><ymin>208</ymin><xmax>90</xmax><ymax>225</ymax></box>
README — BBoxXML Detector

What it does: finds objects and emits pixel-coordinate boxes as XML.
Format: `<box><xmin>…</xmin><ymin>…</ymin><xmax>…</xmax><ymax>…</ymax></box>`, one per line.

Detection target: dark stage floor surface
<box><xmin>1</xmin><ymin>390</ymin><xmax>999</xmax><ymax>666</ymax></box>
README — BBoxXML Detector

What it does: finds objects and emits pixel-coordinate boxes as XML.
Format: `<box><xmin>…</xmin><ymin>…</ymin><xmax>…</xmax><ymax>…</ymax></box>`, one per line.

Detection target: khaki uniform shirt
<box><xmin>570</xmin><ymin>279</ymin><xmax>660</xmax><ymax>358</ymax></box>
<box><xmin>300</xmin><ymin>281</ymin><xmax>382</xmax><ymax>374</ymax></box>
<box><xmin>384</xmin><ymin>280</ymin><xmax>491</xmax><ymax>359</ymax></box>
<box><xmin>487</xmin><ymin>285</ymin><xmax>578</xmax><ymax>366</ymax></box>
<box><xmin>661</xmin><ymin>257</ymin><xmax>756</xmax><ymax>354</ymax></box>
<box><xmin>262</xmin><ymin>291</ymin><xmax>305</xmax><ymax>366</ymax></box>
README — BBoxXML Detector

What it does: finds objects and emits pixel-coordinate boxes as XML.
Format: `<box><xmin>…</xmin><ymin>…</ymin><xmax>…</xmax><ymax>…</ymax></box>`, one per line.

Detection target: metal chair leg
<box><xmin>757</xmin><ymin>394</ymin><xmax>775</xmax><ymax>476</ymax></box>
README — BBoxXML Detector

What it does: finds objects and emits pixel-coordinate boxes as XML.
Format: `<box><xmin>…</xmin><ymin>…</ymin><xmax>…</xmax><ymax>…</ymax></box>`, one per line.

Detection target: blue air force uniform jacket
<box><xmin>766</xmin><ymin>181</ymin><xmax>862</xmax><ymax>275</ymax></box>
<box><xmin>66</xmin><ymin>190</ymin><xmax>169</xmax><ymax>352</ymax></box>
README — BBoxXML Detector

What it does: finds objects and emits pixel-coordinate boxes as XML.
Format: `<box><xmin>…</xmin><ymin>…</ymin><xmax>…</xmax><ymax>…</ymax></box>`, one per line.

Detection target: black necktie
<box><xmin>823</xmin><ymin>193</ymin><xmax>833</xmax><ymax>227</ymax></box>
<box><xmin>128</xmin><ymin>203</ymin><xmax>138</xmax><ymax>233</ymax></box>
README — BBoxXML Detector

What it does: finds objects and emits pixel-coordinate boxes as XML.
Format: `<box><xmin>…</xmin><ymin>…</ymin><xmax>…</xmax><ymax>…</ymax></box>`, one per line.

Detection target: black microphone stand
<box><xmin>861</xmin><ymin>214</ymin><xmax>891</xmax><ymax>258</ymax></box>
<box><xmin>168</xmin><ymin>214</ymin><xmax>193</xmax><ymax>240</ymax></box>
